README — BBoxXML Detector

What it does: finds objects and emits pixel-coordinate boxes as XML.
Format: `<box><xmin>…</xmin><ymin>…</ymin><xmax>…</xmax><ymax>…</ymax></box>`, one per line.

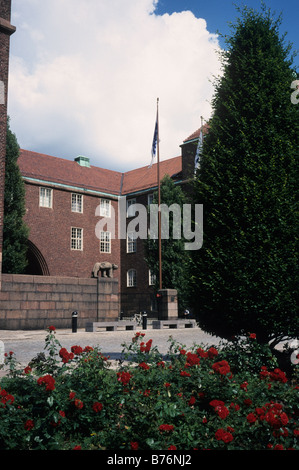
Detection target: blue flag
<box><xmin>149</xmin><ymin>113</ymin><xmax>158</xmax><ymax>168</ymax></box>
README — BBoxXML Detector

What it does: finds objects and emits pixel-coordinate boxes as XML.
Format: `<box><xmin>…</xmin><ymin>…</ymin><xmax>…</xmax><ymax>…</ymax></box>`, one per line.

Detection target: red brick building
<box><xmin>17</xmin><ymin>129</ymin><xmax>201</xmax><ymax>317</ymax></box>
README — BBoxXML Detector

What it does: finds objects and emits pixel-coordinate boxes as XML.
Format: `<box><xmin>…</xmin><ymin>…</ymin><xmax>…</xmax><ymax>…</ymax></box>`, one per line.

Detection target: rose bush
<box><xmin>0</xmin><ymin>327</ymin><xmax>297</xmax><ymax>450</ymax></box>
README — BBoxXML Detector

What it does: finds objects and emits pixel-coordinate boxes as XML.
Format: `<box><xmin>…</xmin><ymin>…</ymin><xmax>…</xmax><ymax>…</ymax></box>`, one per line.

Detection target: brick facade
<box><xmin>23</xmin><ymin>181</ymin><xmax>121</xmax><ymax>279</ymax></box>
<box><xmin>0</xmin><ymin>0</ymin><xmax>15</xmax><ymax>286</ymax></box>
<box><xmin>16</xmin><ymin>149</ymin><xmax>193</xmax><ymax>318</ymax></box>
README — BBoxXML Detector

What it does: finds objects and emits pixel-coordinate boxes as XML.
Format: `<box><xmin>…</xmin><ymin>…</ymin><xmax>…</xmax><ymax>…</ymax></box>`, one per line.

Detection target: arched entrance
<box><xmin>25</xmin><ymin>240</ymin><xmax>50</xmax><ymax>276</ymax></box>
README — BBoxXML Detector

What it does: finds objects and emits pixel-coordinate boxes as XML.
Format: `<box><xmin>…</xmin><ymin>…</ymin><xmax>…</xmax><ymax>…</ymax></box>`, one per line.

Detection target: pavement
<box><xmin>0</xmin><ymin>326</ymin><xmax>222</xmax><ymax>372</ymax></box>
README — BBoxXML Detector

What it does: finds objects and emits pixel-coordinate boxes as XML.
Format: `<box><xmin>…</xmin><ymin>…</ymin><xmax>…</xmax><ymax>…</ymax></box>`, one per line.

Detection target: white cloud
<box><xmin>8</xmin><ymin>0</ymin><xmax>222</xmax><ymax>171</ymax></box>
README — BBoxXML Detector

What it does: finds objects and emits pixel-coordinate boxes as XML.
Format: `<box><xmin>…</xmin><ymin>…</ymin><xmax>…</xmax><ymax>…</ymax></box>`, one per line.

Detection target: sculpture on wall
<box><xmin>92</xmin><ymin>262</ymin><xmax>118</xmax><ymax>278</ymax></box>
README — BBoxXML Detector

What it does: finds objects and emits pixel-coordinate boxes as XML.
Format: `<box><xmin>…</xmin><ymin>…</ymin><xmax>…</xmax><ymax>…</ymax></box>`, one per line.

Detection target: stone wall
<box><xmin>0</xmin><ymin>274</ymin><xmax>119</xmax><ymax>330</ymax></box>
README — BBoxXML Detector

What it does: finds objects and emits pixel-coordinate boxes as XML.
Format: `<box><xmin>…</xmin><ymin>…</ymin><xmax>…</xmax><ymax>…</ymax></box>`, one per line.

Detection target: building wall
<box><xmin>23</xmin><ymin>181</ymin><xmax>121</xmax><ymax>280</ymax></box>
<box><xmin>120</xmin><ymin>191</ymin><xmax>157</xmax><ymax>317</ymax></box>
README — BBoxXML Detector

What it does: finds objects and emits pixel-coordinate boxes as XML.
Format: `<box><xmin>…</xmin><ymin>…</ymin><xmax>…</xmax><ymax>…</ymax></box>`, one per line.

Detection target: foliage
<box><xmin>2</xmin><ymin>118</ymin><xmax>29</xmax><ymax>274</ymax></box>
<box><xmin>190</xmin><ymin>5</ymin><xmax>299</xmax><ymax>344</ymax></box>
<box><xmin>0</xmin><ymin>327</ymin><xmax>298</xmax><ymax>450</ymax></box>
<box><xmin>145</xmin><ymin>175</ymin><xmax>191</xmax><ymax>311</ymax></box>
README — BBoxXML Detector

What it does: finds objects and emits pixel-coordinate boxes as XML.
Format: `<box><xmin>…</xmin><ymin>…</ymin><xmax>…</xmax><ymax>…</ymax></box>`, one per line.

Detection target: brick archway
<box><xmin>26</xmin><ymin>240</ymin><xmax>50</xmax><ymax>276</ymax></box>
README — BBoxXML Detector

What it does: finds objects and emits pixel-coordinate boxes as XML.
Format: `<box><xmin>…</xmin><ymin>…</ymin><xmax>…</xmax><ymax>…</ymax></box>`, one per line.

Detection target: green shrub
<box><xmin>0</xmin><ymin>327</ymin><xmax>298</xmax><ymax>450</ymax></box>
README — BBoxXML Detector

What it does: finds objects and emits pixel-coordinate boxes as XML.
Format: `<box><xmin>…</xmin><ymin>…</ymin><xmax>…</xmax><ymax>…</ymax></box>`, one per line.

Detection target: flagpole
<box><xmin>156</xmin><ymin>98</ymin><xmax>162</xmax><ymax>291</ymax></box>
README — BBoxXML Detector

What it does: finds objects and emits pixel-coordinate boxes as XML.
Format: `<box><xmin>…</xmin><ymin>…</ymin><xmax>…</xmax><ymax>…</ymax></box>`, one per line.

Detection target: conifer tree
<box><xmin>190</xmin><ymin>5</ymin><xmax>298</xmax><ymax>345</ymax></box>
<box><xmin>145</xmin><ymin>175</ymin><xmax>190</xmax><ymax>311</ymax></box>
<box><xmin>2</xmin><ymin>119</ymin><xmax>29</xmax><ymax>273</ymax></box>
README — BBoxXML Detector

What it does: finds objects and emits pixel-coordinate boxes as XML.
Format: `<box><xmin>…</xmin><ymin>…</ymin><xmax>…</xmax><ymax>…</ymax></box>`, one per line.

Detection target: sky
<box><xmin>7</xmin><ymin>0</ymin><xmax>298</xmax><ymax>172</ymax></box>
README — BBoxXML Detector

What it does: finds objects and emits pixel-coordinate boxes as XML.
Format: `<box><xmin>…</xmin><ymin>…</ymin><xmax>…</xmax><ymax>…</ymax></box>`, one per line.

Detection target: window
<box><xmin>127</xmin><ymin>231</ymin><xmax>137</xmax><ymax>253</ymax></box>
<box><xmin>100</xmin><ymin>198</ymin><xmax>111</xmax><ymax>217</ymax></box>
<box><xmin>127</xmin><ymin>269</ymin><xmax>137</xmax><ymax>287</ymax></box>
<box><xmin>71</xmin><ymin>227</ymin><xmax>83</xmax><ymax>250</ymax></box>
<box><xmin>71</xmin><ymin>193</ymin><xmax>83</xmax><ymax>213</ymax></box>
<box><xmin>100</xmin><ymin>231</ymin><xmax>111</xmax><ymax>253</ymax></box>
<box><xmin>149</xmin><ymin>270</ymin><xmax>156</xmax><ymax>286</ymax></box>
<box><xmin>39</xmin><ymin>187</ymin><xmax>52</xmax><ymax>208</ymax></box>
<box><xmin>148</xmin><ymin>193</ymin><xmax>154</xmax><ymax>205</ymax></box>
<box><xmin>126</xmin><ymin>198</ymin><xmax>136</xmax><ymax>218</ymax></box>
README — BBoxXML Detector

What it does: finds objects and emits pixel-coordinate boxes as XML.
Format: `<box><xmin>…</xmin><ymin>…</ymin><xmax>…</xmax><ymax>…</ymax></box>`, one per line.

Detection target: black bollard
<box><xmin>72</xmin><ymin>311</ymin><xmax>78</xmax><ymax>333</ymax></box>
<box><xmin>142</xmin><ymin>312</ymin><xmax>147</xmax><ymax>330</ymax></box>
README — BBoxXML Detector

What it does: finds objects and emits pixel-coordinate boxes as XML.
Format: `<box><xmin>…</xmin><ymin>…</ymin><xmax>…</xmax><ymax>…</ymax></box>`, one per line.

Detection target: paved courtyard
<box><xmin>0</xmin><ymin>326</ymin><xmax>222</xmax><ymax>371</ymax></box>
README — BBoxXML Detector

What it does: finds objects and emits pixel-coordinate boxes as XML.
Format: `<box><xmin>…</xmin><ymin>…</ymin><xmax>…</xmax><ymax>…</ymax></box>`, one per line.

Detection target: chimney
<box><xmin>74</xmin><ymin>155</ymin><xmax>91</xmax><ymax>168</ymax></box>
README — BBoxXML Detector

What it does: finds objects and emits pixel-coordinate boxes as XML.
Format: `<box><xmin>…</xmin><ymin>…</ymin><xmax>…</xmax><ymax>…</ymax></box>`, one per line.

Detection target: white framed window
<box><xmin>100</xmin><ymin>198</ymin><xmax>111</xmax><ymax>217</ymax></box>
<box><xmin>127</xmin><ymin>269</ymin><xmax>137</xmax><ymax>287</ymax></box>
<box><xmin>127</xmin><ymin>231</ymin><xmax>137</xmax><ymax>253</ymax></box>
<box><xmin>149</xmin><ymin>269</ymin><xmax>156</xmax><ymax>286</ymax></box>
<box><xmin>39</xmin><ymin>187</ymin><xmax>52</xmax><ymax>208</ymax></box>
<box><xmin>126</xmin><ymin>198</ymin><xmax>136</xmax><ymax>218</ymax></box>
<box><xmin>71</xmin><ymin>193</ymin><xmax>83</xmax><ymax>213</ymax></box>
<box><xmin>100</xmin><ymin>231</ymin><xmax>111</xmax><ymax>253</ymax></box>
<box><xmin>71</xmin><ymin>227</ymin><xmax>83</xmax><ymax>250</ymax></box>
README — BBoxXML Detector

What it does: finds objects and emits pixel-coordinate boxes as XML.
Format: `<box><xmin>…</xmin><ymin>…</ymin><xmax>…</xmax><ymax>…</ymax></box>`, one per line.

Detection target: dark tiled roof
<box><xmin>18</xmin><ymin>149</ymin><xmax>182</xmax><ymax>197</ymax></box>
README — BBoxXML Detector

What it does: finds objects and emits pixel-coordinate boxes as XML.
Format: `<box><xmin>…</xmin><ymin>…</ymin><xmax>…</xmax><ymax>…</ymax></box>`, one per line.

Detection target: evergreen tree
<box><xmin>145</xmin><ymin>175</ymin><xmax>190</xmax><ymax>311</ymax></box>
<box><xmin>190</xmin><ymin>5</ymin><xmax>298</xmax><ymax>346</ymax></box>
<box><xmin>2</xmin><ymin>119</ymin><xmax>29</xmax><ymax>273</ymax></box>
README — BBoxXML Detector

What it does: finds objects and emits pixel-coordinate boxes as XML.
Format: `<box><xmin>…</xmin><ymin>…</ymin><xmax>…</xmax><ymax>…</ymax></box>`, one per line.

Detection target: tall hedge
<box><xmin>190</xmin><ymin>5</ymin><xmax>298</xmax><ymax>345</ymax></box>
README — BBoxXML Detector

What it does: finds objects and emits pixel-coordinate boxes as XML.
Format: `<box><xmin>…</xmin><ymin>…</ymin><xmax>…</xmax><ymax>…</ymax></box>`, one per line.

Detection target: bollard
<box><xmin>142</xmin><ymin>311</ymin><xmax>147</xmax><ymax>330</ymax></box>
<box><xmin>72</xmin><ymin>311</ymin><xmax>78</xmax><ymax>333</ymax></box>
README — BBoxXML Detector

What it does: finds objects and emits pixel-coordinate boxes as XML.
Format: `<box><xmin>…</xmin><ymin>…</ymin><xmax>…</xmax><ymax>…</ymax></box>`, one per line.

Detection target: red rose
<box><xmin>215</xmin><ymin>428</ymin><xmax>233</xmax><ymax>443</ymax></box>
<box><xmin>74</xmin><ymin>399</ymin><xmax>84</xmax><ymax>409</ymax></box>
<box><xmin>189</xmin><ymin>396</ymin><xmax>196</xmax><ymax>406</ymax></box>
<box><xmin>24</xmin><ymin>419</ymin><xmax>34</xmax><ymax>431</ymax></box>
<box><xmin>117</xmin><ymin>371</ymin><xmax>133</xmax><ymax>386</ymax></box>
<box><xmin>159</xmin><ymin>424</ymin><xmax>174</xmax><ymax>432</ymax></box>
<box><xmin>180</xmin><ymin>370</ymin><xmax>191</xmax><ymax>377</ymax></box>
<box><xmin>140</xmin><ymin>339</ymin><xmax>152</xmax><ymax>352</ymax></box>
<box><xmin>37</xmin><ymin>374</ymin><xmax>55</xmax><ymax>391</ymax></box>
<box><xmin>186</xmin><ymin>352</ymin><xmax>200</xmax><ymax>366</ymax></box>
<box><xmin>212</xmin><ymin>360</ymin><xmax>232</xmax><ymax>376</ymax></box>
<box><xmin>92</xmin><ymin>402</ymin><xmax>103</xmax><ymax>413</ymax></box>
<box><xmin>208</xmin><ymin>347</ymin><xmax>218</xmax><ymax>358</ymax></box>
<box><xmin>196</xmin><ymin>347</ymin><xmax>208</xmax><ymax>358</ymax></box>
<box><xmin>139</xmin><ymin>362</ymin><xmax>150</xmax><ymax>370</ymax></box>
<box><xmin>71</xmin><ymin>345</ymin><xmax>83</xmax><ymax>355</ymax></box>
<box><xmin>59</xmin><ymin>348</ymin><xmax>74</xmax><ymax>363</ymax></box>
<box><xmin>210</xmin><ymin>400</ymin><xmax>225</xmax><ymax>408</ymax></box>
<box><xmin>247</xmin><ymin>413</ymin><xmax>257</xmax><ymax>424</ymax></box>
<box><xmin>130</xmin><ymin>441</ymin><xmax>139</xmax><ymax>450</ymax></box>
<box><xmin>0</xmin><ymin>388</ymin><xmax>15</xmax><ymax>407</ymax></box>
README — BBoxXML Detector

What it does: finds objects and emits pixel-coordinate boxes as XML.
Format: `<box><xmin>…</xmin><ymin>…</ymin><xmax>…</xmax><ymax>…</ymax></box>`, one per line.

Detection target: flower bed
<box><xmin>0</xmin><ymin>327</ymin><xmax>298</xmax><ymax>450</ymax></box>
